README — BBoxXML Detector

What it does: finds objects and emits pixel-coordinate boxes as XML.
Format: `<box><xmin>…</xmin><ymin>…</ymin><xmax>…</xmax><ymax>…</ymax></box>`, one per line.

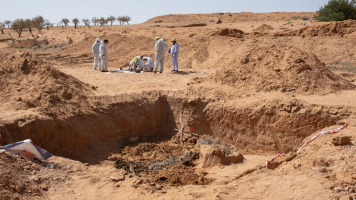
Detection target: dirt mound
<box><xmin>0</xmin><ymin>51</ymin><xmax>94</xmax><ymax>116</ymax></box>
<box><xmin>253</xmin><ymin>24</ymin><xmax>274</xmax><ymax>32</ymax></box>
<box><xmin>207</xmin><ymin>45</ymin><xmax>355</xmax><ymax>94</ymax></box>
<box><xmin>275</xmin><ymin>19</ymin><xmax>356</xmax><ymax>37</ymax></box>
<box><xmin>0</xmin><ymin>151</ymin><xmax>68</xmax><ymax>199</ymax></box>
<box><xmin>9</xmin><ymin>39</ymin><xmax>39</xmax><ymax>48</ymax></box>
<box><xmin>214</xmin><ymin>28</ymin><xmax>245</xmax><ymax>38</ymax></box>
<box><xmin>153</xmin><ymin>165</ymin><xmax>213</xmax><ymax>186</ymax></box>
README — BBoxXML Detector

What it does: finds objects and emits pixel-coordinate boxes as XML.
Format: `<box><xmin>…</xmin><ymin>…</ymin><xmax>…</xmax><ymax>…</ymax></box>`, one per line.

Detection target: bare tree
<box><xmin>99</xmin><ymin>17</ymin><xmax>106</xmax><ymax>26</ymax></box>
<box><xmin>0</xmin><ymin>23</ymin><xmax>5</xmax><ymax>34</ymax></box>
<box><xmin>32</xmin><ymin>15</ymin><xmax>45</xmax><ymax>31</ymax></box>
<box><xmin>12</xmin><ymin>19</ymin><xmax>26</xmax><ymax>37</ymax></box>
<box><xmin>24</xmin><ymin>19</ymin><xmax>33</xmax><ymax>33</ymax></box>
<box><xmin>72</xmin><ymin>18</ymin><xmax>80</xmax><ymax>29</ymax></box>
<box><xmin>107</xmin><ymin>16</ymin><xmax>116</xmax><ymax>25</ymax></box>
<box><xmin>82</xmin><ymin>19</ymin><xmax>90</xmax><ymax>28</ymax></box>
<box><xmin>62</xmin><ymin>18</ymin><xmax>70</xmax><ymax>26</ymax></box>
<box><xmin>117</xmin><ymin>16</ymin><xmax>124</xmax><ymax>25</ymax></box>
<box><xmin>123</xmin><ymin>16</ymin><xmax>131</xmax><ymax>25</ymax></box>
<box><xmin>45</xmin><ymin>19</ymin><xmax>51</xmax><ymax>30</ymax></box>
<box><xmin>92</xmin><ymin>17</ymin><xmax>98</xmax><ymax>26</ymax></box>
<box><xmin>4</xmin><ymin>20</ymin><xmax>11</xmax><ymax>28</ymax></box>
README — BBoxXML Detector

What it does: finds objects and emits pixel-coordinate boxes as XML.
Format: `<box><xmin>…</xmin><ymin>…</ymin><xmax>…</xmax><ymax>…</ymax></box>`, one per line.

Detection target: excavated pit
<box><xmin>0</xmin><ymin>91</ymin><xmax>352</xmax><ymax>164</ymax></box>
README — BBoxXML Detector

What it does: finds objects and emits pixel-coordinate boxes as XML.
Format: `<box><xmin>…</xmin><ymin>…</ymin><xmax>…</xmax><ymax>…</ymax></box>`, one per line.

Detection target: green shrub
<box><xmin>291</xmin><ymin>16</ymin><xmax>302</xmax><ymax>20</ymax></box>
<box><xmin>315</xmin><ymin>0</ymin><xmax>356</xmax><ymax>21</ymax></box>
<box><xmin>154</xmin><ymin>20</ymin><xmax>163</xmax><ymax>23</ymax></box>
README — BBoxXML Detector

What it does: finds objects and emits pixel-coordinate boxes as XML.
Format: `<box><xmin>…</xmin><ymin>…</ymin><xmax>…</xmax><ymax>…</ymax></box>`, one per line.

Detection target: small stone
<box><xmin>108</xmin><ymin>155</ymin><xmax>118</xmax><ymax>161</ymax></box>
<box><xmin>84</xmin><ymin>163</ymin><xmax>89</xmax><ymax>166</ymax></box>
<box><xmin>115</xmin><ymin>183</ymin><xmax>121</xmax><ymax>187</ymax></box>
<box><xmin>31</xmin><ymin>176</ymin><xmax>40</xmax><ymax>182</ymax></box>
<box><xmin>334</xmin><ymin>187</ymin><xmax>344</xmax><ymax>193</ymax></box>
<box><xmin>294</xmin><ymin>162</ymin><xmax>301</xmax><ymax>169</ymax></box>
<box><xmin>26</xmin><ymin>99</ymin><xmax>36</xmax><ymax>107</ymax></box>
<box><xmin>40</xmin><ymin>184</ymin><xmax>48</xmax><ymax>191</ymax></box>
<box><xmin>332</xmin><ymin>136</ymin><xmax>351</xmax><ymax>146</ymax></box>
<box><xmin>318</xmin><ymin>167</ymin><xmax>328</xmax><ymax>173</ymax></box>
<box><xmin>339</xmin><ymin>195</ymin><xmax>352</xmax><ymax>200</ymax></box>
<box><xmin>110</xmin><ymin>175</ymin><xmax>125</xmax><ymax>182</ymax></box>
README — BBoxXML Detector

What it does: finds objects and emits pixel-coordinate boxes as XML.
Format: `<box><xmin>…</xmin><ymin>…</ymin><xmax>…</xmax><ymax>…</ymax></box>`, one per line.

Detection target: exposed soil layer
<box><xmin>207</xmin><ymin>45</ymin><xmax>355</xmax><ymax>94</ymax></box>
<box><xmin>214</xmin><ymin>28</ymin><xmax>245</xmax><ymax>38</ymax></box>
<box><xmin>275</xmin><ymin>19</ymin><xmax>356</xmax><ymax>37</ymax></box>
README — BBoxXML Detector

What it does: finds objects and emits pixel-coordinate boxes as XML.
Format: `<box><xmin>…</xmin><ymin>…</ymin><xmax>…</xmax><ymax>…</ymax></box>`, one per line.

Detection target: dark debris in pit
<box><xmin>115</xmin><ymin>150</ymin><xmax>199</xmax><ymax>174</ymax></box>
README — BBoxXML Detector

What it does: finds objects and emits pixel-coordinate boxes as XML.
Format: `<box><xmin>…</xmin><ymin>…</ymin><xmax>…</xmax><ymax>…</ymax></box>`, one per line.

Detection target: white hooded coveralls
<box><xmin>92</xmin><ymin>41</ymin><xmax>101</xmax><ymax>70</ymax></box>
<box><xmin>129</xmin><ymin>56</ymin><xmax>144</xmax><ymax>70</ymax></box>
<box><xmin>99</xmin><ymin>42</ymin><xmax>108</xmax><ymax>71</ymax></box>
<box><xmin>170</xmin><ymin>43</ymin><xmax>179</xmax><ymax>71</ymax></box>
<box><xmin>143</xmin><ymin>57</ymin><xmax>154</xmax><ymax>72</ymax></box>
<box><xmin>154</xmin><ymin>39</ymin><xmax>169</xmax><ymax>73</ymax></box>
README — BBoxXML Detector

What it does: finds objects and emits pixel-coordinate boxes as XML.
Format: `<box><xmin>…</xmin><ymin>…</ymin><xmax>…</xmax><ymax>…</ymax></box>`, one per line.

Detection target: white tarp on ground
<box><xmin>0</xmin><ymin>139</ymin><xmax>53</xmax><ymax>160</ymax></box>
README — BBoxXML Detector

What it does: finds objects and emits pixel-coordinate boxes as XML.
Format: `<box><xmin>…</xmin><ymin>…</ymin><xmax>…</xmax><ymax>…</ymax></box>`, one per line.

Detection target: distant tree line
<box><xmin>0</xmin><ymin>15</ymin><xmax>131</xmax><ymax>37</ymax></box>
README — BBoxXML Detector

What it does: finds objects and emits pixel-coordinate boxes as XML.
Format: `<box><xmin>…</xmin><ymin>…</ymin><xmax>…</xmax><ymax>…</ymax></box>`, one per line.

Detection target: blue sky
<box><xmin>2</xmin><ymin>0</ymin><xmax>329</xmax><ymax>25</ymax></box>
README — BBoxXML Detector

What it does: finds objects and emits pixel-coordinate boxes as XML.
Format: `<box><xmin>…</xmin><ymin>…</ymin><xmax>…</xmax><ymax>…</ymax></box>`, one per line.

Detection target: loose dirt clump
<box><xmin>253</xmin><ymin>24</ymin><xmax>274</xmax><ymax>32</ymax></box>
<box><xmin>153</xmin><ymin>165</ymin><xmax>213</xmax><ymax>186</ymax></box>
<box><xmin>275</xmin><ymin>19</ymin><xmax>356</xmax><ymax>37</ymax></box>
<box><xmin>207</xmin><ymin>45</ymin><xmax>356</xmax><ymax>94</ymax></box>
<box><xmin>0</xmin><ymin>51</ymin><xmax>94</xmax><ymax>116</ymax></box>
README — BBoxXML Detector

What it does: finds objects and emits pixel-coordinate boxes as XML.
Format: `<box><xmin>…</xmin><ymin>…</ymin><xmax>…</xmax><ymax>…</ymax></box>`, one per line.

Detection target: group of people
<box><xmin>92</xmin><ymin>38</ymin><xmax>109</xmax><ymax>72</ymax></box>
<box><xmin>91</xmin><ymin>37</ymin><xmax>179</xmax><ymax>73</ymax></box>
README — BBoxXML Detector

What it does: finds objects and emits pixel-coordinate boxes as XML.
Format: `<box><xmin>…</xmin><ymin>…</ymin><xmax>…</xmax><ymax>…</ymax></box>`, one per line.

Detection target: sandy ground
<box><xmin>1</xmin><ymin>12</ymin><xmax>356</xmax><ymax>200</ymax></box>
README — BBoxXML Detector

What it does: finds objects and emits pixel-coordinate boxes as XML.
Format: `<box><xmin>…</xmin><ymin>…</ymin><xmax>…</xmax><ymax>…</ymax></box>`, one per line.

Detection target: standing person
<box><xmin>143</xmin><ymin>56</ymin><xmax>154</xmax><ymax>72</ymax></box>
<box><xmin>92</xmin><ymin>38</ymin><xmax>101</xmax><ymax>70</ymax></box>
<box><xmin>170</xmin><ymin>38</ymin><xmax>179</xmax><ymax>72</ymax></box>
<box><xmin>154</xmin><ymin>37</ymin><xmax>169</xmax><ymax>74</ymax></box>
<box><xmin>99</xmin><ymin>39</ymin><xmax>109</xmax><ymax>72</ymax></box>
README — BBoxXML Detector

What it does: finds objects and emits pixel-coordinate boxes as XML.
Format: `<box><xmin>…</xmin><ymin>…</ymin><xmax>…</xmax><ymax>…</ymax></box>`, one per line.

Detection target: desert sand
<box><xmin>1</xmin><ymin>12</ymin><xmax>356</xmax><ymax>200</ymax></box>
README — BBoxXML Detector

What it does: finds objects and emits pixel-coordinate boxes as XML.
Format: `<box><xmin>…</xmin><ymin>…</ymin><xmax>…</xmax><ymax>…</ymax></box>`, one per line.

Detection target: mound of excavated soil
<box><xmin>275</xmin><ymin>19</ymin><xmax>356</xmax><ymax>37</ymax></box>
<box><xmin>0</xmin><ymin>151</ymin><xmax>64</xmax><ymax>199</ymax></box>
<box><xmin>9</xmin><ymin>39</ymin><xmax>39</xmax><ymax>48</ymax></box>
<box><xmin>0</xmin><ymin>51</ymin><xmax>94</xmax><ymax>116</ymax></box>
<box><xmin>214</xmin><ymin>28</ymin><xmax>245</xmax><ymax>38</ymax></box>
<box><xmin>153</xmin><ymin>165</ymin><xmax>213</xmax><ymax>186</ymax></box>
<box><xmin>253</xmin><ymin>24</ymin><xmax>274</xmax><ymax>32</ymax></box>
<box><xmin>207</xmin><ymin>46</ymin><xmax>355</xmax><ymax>94</ymax></box>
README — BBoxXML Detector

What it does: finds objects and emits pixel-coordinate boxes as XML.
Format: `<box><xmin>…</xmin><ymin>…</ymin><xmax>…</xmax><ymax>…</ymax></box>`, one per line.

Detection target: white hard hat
<box><xmin>96</xmin><ymin>38</ymin><xmax>101</xmax><ymax>42</ymax></box>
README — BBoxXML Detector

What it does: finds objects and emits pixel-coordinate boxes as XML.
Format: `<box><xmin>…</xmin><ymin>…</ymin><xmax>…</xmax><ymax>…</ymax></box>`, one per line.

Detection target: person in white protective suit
<box><xmin>169</xmin><ymin>38</ymin><xmax>180</xmax><ymax>72</ymax></box>
<box><xmin>143</xmin><ymin>56</ymin><xmax>154</xmax><ymax>72</ymax></box>
<box><xmin>92</xmin><ymin>38</ymin><xmax>101</xmax><ymax>70</ymax></box>
<box><xmin>154</xmin><ymin>37</ymin><xmax>169</xmax><ymax>73</ymax></box>
<box><xmin>129</xmin><ymin>56</ymin><xmax>144</xmax><ymax>71</ymax></box>
<box><xmin>99</xmin><ymin>39</ymin><xmax>109</xmax><ymax>72</ymax></box>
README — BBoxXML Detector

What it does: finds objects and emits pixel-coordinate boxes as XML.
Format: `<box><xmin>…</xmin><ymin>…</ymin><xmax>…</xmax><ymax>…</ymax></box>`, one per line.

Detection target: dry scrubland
<box><xmin>1</xmin><ymin>12</ymin><xmax>356</xmax><ymax>200</ymax></box>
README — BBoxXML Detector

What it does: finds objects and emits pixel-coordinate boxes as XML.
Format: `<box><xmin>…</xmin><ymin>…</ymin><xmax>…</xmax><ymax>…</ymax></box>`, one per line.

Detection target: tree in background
<box><xmin>107</xmin><ymin>16</ymin><xmax>116</xmax><ymax>25</ymax></box>
<box><xmin>117</xmin><ymin>16</ymin><xmax>124</xmax><ymax>25</ymax></box>
<box><xmin>45</xmin><ymin>19</ymin><xmax>51</xmax><ymax>30</ymax></box>
<box><xmin>92</xmin><ymin>17</ymin><xmax>98</xmax><ymax>26</ymax></box>
<box><xmin>72</xmin><ymin>18</ymin><xmax>80</xmax><ymax>29</ymax></box>
<box><xmin>24</xmin><ymin>19</ymin><xmax>33</xmax><ymax>33</ymax></box>
<box><xmin>82</xmin><ymin>19</ymin><xmax>90</xmax><ymax>28</ymax></box>
<box><xmin>12</xmin><ymin>19</ymin><xmax>26</xmax><ymax>37</ymax></box>
<box><xmin>123</xmin><ymin>16</ymin><xmax>131</xmax><ymax>25</ymax></box>
<box><xmin>62</xmin><ymin>18</ymin><xmax>70</xmax><ymax>26</ymax></box>
<box><xmin>99</xmin><ymin>17</ymin><xmax>106</xmax><ymax>26</ymax></box>
<box><xmin>315</xmin><ymin>0</ymin><xmax>356</xmax><ymax>21</ymax></box>
<box><xmin>0</xmin><ymin>23</ymin><xmax>5</xmax><ymax>34</ymax></box>
<box><xmin>4</xmin><ymin>20</ymin><xmax>11</xmax><ymax>28</ymax></box>
<box><xmin>32</xmin><ymin>15</ymin><xmax>45</xmax><ymax>31</ymax></box>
